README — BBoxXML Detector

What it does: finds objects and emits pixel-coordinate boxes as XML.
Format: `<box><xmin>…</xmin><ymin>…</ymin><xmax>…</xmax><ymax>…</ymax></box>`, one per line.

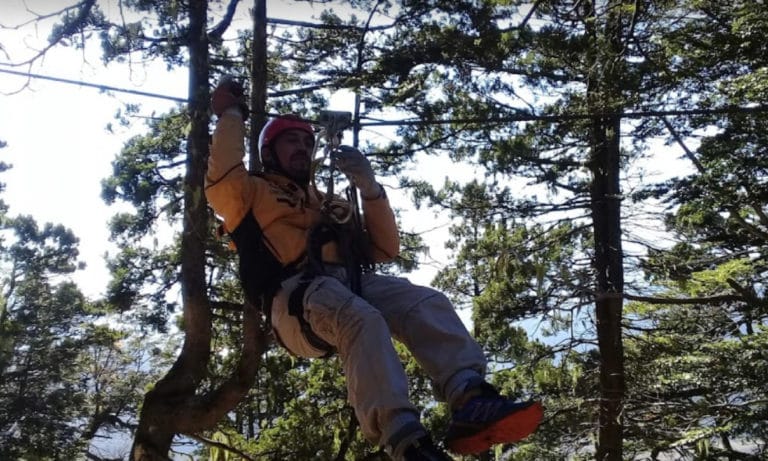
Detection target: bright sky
<box><xmin>0</xmin><ymin>1</ymin><xmax>693</xmax><ymax>302</ymax></box>
<box><xmin>0</xmin><ymin>16</ymin><xmax>180</xmax><ymax>296</ymax></box>
<box><xmin>0</xmin><ymin>0</ymin><xmax>459</xmax><ymax>300</ymax></box>
<box><xmin>0</xmin><ymin>3</ymin><xmax>697</xmax><ymax>456</ymax></box>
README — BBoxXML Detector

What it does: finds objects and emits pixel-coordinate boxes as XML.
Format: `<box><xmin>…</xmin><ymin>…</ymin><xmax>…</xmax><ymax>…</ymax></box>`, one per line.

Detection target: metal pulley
<box><xmin>311</xmin><ymin>110</ymin><xmax>356</xmax><ymax>224</ymax></box>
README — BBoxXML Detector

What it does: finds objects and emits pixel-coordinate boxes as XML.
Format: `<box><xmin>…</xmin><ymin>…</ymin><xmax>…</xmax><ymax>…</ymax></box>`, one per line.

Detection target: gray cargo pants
<box><xmin>271</xmin><ymin>266</ymin><xmax>487</xmax><ymax>450</ymax></box>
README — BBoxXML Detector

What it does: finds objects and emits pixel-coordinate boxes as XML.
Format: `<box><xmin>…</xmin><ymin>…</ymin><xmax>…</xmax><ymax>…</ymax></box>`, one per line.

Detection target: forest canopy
<box><xmin>1</xmin><ymin>1</ymin><xmax>766</xmax><ymax>460</ymax></box>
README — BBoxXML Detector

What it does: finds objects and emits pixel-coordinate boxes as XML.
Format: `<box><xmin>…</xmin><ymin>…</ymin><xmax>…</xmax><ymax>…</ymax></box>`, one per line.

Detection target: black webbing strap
<box><xmin>230</xmin><ymin>201</ymin><xmax>367</xmax><ymax>359</ymax></box>
<box><xmin>287</xmin><ymin>278</ymin><xmax>335</xmax><ymax>358</ymax></box>
<box><xmin>229</xmin><ymin>211</ymin><xmax>303</xmax><ymax>355</ymax></box>
<box><xmin>229</xmin><ymin>211</ymin><xmax>337</xmax><ymax>357</ymax></box>
<box><xmin>283</xmin><ymin>220</ymin><xmax>341</xmax><ymax>358</ymax></box>
<box><xmin>230</xmin><ymin>213</ymin><xmax>287</xmax><ymax>317</ymax></box>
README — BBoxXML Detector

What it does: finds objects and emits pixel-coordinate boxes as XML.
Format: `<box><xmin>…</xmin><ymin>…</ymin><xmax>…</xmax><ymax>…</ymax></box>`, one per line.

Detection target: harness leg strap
<box><xmin>287</xmin><ymin>278</ymin><xmax>336</xmax><ymax>358</ymax></box>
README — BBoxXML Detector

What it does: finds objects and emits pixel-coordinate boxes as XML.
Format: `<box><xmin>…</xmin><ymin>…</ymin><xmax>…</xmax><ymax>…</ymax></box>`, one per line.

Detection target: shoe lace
<box><xmin>465</xmin><ymin>397</ymin><xmax>506</xmax><ymax>422</ymax></box>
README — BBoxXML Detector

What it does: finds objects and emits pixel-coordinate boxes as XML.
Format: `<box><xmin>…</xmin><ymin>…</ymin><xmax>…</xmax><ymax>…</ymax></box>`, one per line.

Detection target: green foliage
<box><xmin>102</xmin><ymin>110</ymin><xmax>189</xmax><ymax>230</ymax></box>
<box><xmin>623</xmin><ymin>298</ymin><xmax>768</xmax><ymax>459</ymax></box>
<box><xmin>375</xmin><ymin>1</ymin><xmax>768</xmax><ymax>459</ymax></box>
<box><xmin>621</xmin><ymin>5</ymin><xmax>768</xmax><ymax>453</ymax></box>
<box><xmin>98</xmin><ymin>0</ymin><xmax>193</xmax><ymax>66</ymax></box>
<box><xmin>46</xmin><ymin>0</ymin><xmax>108</xmax><ymax>51</ymax></box>
<box><xmin>98</xmin><ymin>110</ymin><xmax>200</xmax><ymax>332</ymax></box>
<box><xmin>0</xmin><ymin>207</ymin><xmax>150</xmax><ymax>459</ymax></box>
<box><xmin>205</xmin><ymin>355</ymin><xmax>379</xmax><ymax>461</ymax></box>
<box><xmin>10</xmin><ymin>0</ymin><xmax>768</xmax><ymax>459</ymax></box>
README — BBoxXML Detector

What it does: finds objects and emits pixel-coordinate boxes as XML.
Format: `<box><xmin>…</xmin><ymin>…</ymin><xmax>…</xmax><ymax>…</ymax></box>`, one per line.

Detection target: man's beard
<box><xmin>267</xmin><ymin>152</ymin><xmax>310</xmax><ymax>185</ymax></box>
<box><xmin>286</xmin><ymin>153</ymin><xmax>310</xmax><ymax>185</ymax></box>
<box><xmin>288</xmin><ymin>169</ymin><xmax>310</xmax><ymax>185</ymax></box>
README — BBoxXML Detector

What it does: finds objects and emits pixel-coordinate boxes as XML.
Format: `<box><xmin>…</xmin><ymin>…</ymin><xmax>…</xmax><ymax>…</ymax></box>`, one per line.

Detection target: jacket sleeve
<box><xmin>361</xmin><ymin>193</ymin><xmax>400</xmax><ymax>263</ymax></box>
<box><xmin>205</xmin><ymin>111</ymin><xmax>256</xmax><ymax>232</ymax></box>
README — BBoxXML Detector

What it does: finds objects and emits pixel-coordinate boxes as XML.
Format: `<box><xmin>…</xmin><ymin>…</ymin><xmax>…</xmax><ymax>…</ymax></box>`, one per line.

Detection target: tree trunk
<box><xmin>586</xmin><ymin>2</ymin><xmax>627</xmax><ymax>460</ymax></box>
<box><xmin>590</xmin><ymin>113</ymin><xmax>625</xmax><ymax>461</ymax></box>
<box><xmin>249</xmin><ymin>0</ymin><xmax>268</xmax><ymax>171</ymax></box>
<box><xmin>131</xmin><ymin>1</ymin><xmax>270</xmax><ymax>457</ymax></box>
<box><xmin>131</xmin><ymin>0</ymin><xmax>212</xmax><ymax>458</ymax></box>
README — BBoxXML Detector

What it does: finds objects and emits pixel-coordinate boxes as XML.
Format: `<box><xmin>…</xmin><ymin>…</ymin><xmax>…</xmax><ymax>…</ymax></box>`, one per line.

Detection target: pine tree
<box><xmin>621</xmin><ymin>4</ymin><xmax>768</xmax><ymax>458</ymax></box>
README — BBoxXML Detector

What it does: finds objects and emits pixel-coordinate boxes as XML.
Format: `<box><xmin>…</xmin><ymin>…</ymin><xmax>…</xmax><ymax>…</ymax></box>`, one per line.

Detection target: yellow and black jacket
<box><xmin>205</xmin><ymin>112</ymin><xmax>400</xmax><ymax>285</ymax></box>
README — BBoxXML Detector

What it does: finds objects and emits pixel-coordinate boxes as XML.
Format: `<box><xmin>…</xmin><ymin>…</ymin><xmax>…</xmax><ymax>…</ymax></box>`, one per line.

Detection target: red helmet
<box><xmin>258</xmin><ymin>114</ymin><xmax>315</xmax><ymax>157</ymax></box>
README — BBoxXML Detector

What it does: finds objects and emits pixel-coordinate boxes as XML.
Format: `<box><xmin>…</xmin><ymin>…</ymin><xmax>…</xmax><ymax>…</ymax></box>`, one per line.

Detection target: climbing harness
<box><xmin>284</xmin><ymin>110</ymin><xmax>373</xmax><ymax>356</ymax></box>
<box><xmin>223</xmin><ymin>110</ymin><xmax>373</xmax><ymax>357</ymax></box>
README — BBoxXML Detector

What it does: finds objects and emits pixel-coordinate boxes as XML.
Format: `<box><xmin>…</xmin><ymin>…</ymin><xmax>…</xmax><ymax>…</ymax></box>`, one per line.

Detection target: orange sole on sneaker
<box><xmin>446</xmin><ymin>401</ymin><xmax>544</xmax><ymax>455</ymax></box>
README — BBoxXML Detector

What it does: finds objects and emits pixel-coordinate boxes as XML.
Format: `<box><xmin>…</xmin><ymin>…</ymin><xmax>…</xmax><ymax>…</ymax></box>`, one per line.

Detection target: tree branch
<box><xmin>174</xmin><ymin>300</ymin><xmax>269</xmax><ymax>433</ymax></box>
<box><xmin>12</xmin><ymin>0</ymin><xmax>98</xmax><ymax>67</ymax></box>
<box><xmin>0</xmin><ymin>2</ymin><xmax>83</xmax><ymax>29</ymax></box>
<box><xmin>728</xmin><ymin>210</ymin><xmax>768</xmax><ymax>241</ymax></box>
<box><xmin>208</xmin><ymin>0</ymin><xmax>241</xmax><ymax>42</ymax></box>
<box><xmin>268</xmin><ymin>17</ymin><xmax>395</xmax><ymax>32</ymax></box>
<box><xmin>624</xmin><ymin>292</ymin><xmax>743</xmax><ymax>305</ymax></box>
<box><xmin>661</xmin><ymin>117</ymin><xmax>705</xmax><ymax>173</ymax></box>
<box><xmin>189</xmin><ymin>433</ymin><xmax>256</xmax><ymax>461</ymax></box>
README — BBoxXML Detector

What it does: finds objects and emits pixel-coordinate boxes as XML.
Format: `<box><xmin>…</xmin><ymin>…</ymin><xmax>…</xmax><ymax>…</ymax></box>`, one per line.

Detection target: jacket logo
<box><xmin>269</xmin><ymin>182</ymin><xmax>304</xmax><ymax>209</ymax></box>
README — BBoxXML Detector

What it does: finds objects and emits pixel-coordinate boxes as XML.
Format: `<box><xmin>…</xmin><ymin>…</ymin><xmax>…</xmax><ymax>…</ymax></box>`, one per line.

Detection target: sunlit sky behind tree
<box><xmin>0</xmin><ymin>0</ymin><xmax>471</xmax><ymax>301</ymax></box>
<box><xmin>1</xmin><ymin>0</ymin><xmax>690</xmax><ymax>303</ymax></box>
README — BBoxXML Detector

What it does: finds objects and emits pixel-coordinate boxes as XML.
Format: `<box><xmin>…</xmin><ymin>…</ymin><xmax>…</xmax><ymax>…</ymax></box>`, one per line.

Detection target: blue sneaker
<box><xmin>444</xmin><ymin>383</ymin><xmax>543</xmax><ymax>455</ymax></box>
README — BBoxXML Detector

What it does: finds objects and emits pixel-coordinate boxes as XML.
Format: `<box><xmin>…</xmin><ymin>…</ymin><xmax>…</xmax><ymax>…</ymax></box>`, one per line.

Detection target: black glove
<box><xmin>211</xmin><ymin>75</ymin><xmax>248</xmax><ymax>120</ymax></box>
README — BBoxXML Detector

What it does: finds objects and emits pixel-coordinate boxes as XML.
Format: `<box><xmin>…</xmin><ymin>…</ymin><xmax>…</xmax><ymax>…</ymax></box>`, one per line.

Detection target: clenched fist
<box><xmin>211</xmin><ymin>75</ymin><xmax>248</xmax><ymax>120</ymax></box>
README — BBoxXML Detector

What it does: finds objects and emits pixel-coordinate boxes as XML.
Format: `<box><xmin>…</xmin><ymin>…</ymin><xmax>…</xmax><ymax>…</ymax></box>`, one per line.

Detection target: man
<box><xmin>205</xmin><ymin>78</ymin><xmax>542</xmax><ymax>461</ymax></box>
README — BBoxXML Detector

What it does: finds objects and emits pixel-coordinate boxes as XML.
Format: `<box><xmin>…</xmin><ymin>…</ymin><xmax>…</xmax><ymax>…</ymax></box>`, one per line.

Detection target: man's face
<box><xmin>268</xmin><ymin>128</ymin><xmax>315</xmax><ymax>182</ymax></box>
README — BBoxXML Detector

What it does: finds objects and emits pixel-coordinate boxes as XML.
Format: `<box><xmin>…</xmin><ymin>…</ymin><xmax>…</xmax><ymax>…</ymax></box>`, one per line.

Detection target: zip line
<box><xmin>358</xmin><ymin>104</ymin><xmax>768</xmax><ymax>126</ymax></box>
<box><xmin>0</xmin><ymin>67</ymin><xmax>188</xmax><ymax>103</ymax></box>
<box><xmin>3</xmin><ymin>66</ymin><xmax>768</xmax><ymax>127</ymax></box>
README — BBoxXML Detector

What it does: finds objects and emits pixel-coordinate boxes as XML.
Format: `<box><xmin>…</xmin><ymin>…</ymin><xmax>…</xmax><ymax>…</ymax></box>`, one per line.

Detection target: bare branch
<box><xmin>8</xmin><ymin>0</ymin><xmax>98</xmax><ymax>67</ymax></box>
<box><xmin>661</xmin><ymin>116</ymin><xmax>705</xmax><ymax>173</ymax></box>
<box><xmin>268</xmin><ymin>17</ymin><xmax>396</xmax><ymax>32</ymax></box>
<box><xmin>516</xmin><ymin>0</ymin><xmax>542</xmax><ymax>31</ymax></box>
<box><xmin>0</xmin><ymin>2</ymin><xmax>83</xmax><ymax>29</ymax></box>
<box><xmin>189</xmin><ymin>433</ymin><xmax>256</xmax><ymax>461</ymax></box>
<box><xmin>208</xmin><ymin>0</ymin><xmax>241</xmax><ymax>42</ymax></box>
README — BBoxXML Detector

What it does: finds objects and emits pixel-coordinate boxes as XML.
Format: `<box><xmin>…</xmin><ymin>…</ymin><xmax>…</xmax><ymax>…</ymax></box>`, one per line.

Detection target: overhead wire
<box><xmin>3</xmin><ymin>66</ymin><xmax>768</xmax><ymax>127</ymax></box>
<box><xmin>357</xmin><ymin>105</ymin><xmax>768</xmax><ymax>127</ymax></box>
<box><xmin>0</xmin><ymin>67</ymin><xmax>187</xmax><ymax>103</ymax></box>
